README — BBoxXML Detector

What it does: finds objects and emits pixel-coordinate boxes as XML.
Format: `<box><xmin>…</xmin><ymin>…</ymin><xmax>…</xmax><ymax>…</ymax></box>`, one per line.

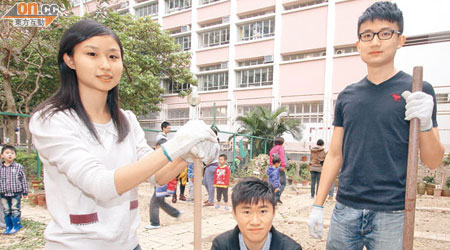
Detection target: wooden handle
<box><xmin>402</xmin><ymin>66</ymin><xmax>423</xmax><ymax>250</ymax></box>
<box><xmin>193</xmin><ymin>158</ymin><xmax>202</xmax><ymax>249</ymax></box>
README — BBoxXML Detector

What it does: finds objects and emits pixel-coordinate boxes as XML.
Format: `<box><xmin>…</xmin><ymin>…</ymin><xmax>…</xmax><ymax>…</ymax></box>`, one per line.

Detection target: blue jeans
<box><xmin>1</xmin><ymin>193</ymin><xmax>22</xmax><ymax>218</ymax></box>
<box><xmin>149</xmin><ymin>189</ymin><xmax>180</xmax><ymax>226</ymax></box>
<box><xmin>310</xmin><ymin>171</ymin><xmax>321</xmax><ymax>197</ymax></box>
<box><xmin>327</xmin><ymin>202</ymin><xmax>404</xmax><ymax>250</ymax></box>
<box><xmin>275</xmin><ymin>171</ymin><xmax>286</xmax><ymax>201</ymax></box>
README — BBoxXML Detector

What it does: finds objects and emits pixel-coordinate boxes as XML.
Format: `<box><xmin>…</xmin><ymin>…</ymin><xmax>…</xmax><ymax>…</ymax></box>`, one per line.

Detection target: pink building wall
<box><xmin>197</xmin><ymin>92</ymin><xmax>229</xmax><ymax>108</ymax></box>
<box><xmin>234</xmin><ymin>89</ymin><xmax>273</xmax><ymax>105</ymax></box>
<box><xmin>162</xmin><ymin>11</ymin><xmax>192</xmax><ymax>30</ymax></box>
<box><xmin>197</xmin><ymin>1</ymin><xmax>230</xmax><ymax>24</ymax></box>
<box><xmin>236</xmin><ymin>0</ymin><xmax>275</xmax><ymax>15</ymax></box>
<box><xmin>281</xmin><ymin>6</ymin><xmax>327</xmax><ymax>54</ymax></box>
<box><xmin>163</xmin><ymin>95</ymin><xmax>190</xmax><ymax>109</ymax></box>
<box><xmin>235</xmin><ymin>39</ymin><xmax>274</xmax><ymax>61</ymax></box>
<box><xmin>332</xmin><ymin>55</ymin><xmax>366</xmax><ymax>93</ymax></box>
<box><xmin>279</xmin><ymin>59</ymin><xmax>326</xmax><ymax>97</ymax></box>
<box><xmin>196</xmin><ymin>47</ymin><xmax>229</xmax><ymax>66</ymax></box>
<box><xmin>334</xmin><ymin>0</ymin><xmax>378</xmax><ymax>46</ymax></box>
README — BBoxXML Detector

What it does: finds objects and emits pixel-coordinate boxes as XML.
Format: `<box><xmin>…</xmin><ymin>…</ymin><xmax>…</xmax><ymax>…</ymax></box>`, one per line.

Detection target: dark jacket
<box><xmin>211</xmin><ymin>225</ymin><xmax>302</xmax><ymax>250</ymax></box>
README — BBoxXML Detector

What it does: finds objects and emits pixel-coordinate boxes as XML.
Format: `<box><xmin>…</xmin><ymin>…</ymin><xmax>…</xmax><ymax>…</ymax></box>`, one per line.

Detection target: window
<box><xmin>200</xmin><ymin>106</ymin><xmax>227</xmax><ymax>125</ymax></box>
<box><xmin>200</xmin><ymin>28</ymin><xmax>230</xmax><ymax>48</ymax></box>
<box><xmin>199</xmin><ymin>62</ymin><xmax>227</xmax><ymax>72</ymax></box>
<box><xmin>237</xmin><ymin>105</ymin><xmax>271</xmax><ymax>116</ymax></box>
<box><xmin>135</xmin><ymin>2</ymin><xmax>158</xmax><ymax>17</ymax></box>
<box><xmin>283</xmin><ymin>102</ymin><xmax>323</xmax><ymax>124</ymax></box>
<box><xmin>71</xmin><ymin>0</ymin><xmax>80</xmax><ymax>7</ymax></box>
<box><xmin>174</xmin><ymin>35</ymin><xmax>191</xmax><ymax>51</ymax></box>
<box><xmin>285</xmin><ymin>0</ymin><xmax>328</xmax><ymax>11</ymax></box>
<box><xmin>237</xmin><ymin>67</ymin><xmax>273</xmax><ymax>88</ymax></box>
<box><xmin>239</xmin><ymin>19</ymin><xmax>274</xmax><ymax>41</ymax></box>
<box><xmin>162</xmin><ymin>79</ymin><xmax>190</xmax><ymax>94</ymax></box>
<box><xmin>201</xmin><ymin>0</ymin><xmax>221</xmax><ymax>5</ymax></box>
<box><xmin>166</xmin><ymin>0</ymin><xmax>191</xmax><ymax>13</ymax></box>
<box><xmin>197</xmin><ymin>72</ymin><xmax>228</xmax><ymax>91</ymax></box>
<box><xmin>238</xmin><ymin>59</ymin><xmax>264</xmax><ymax>67</ymax></box>
<box><xmin>335</xmin><ymin>46</ymin><xmax>358</xmax><ymax>55</ymax></box>
<box><xmin>239</xmin><ymin>10</ymin><xmax>275</xmax><ymax>20</ymax></box>
<box><xmin>167</xmin><ymin>108</ymin><xmax>189</xmax><ymax>126</ymax></box>
<box><xmin>283</xmin><ymin>49</ymin><xmax>326</xmax><ymax>61</ymax></box>
<box><xmin>436</xmin><ymin>93</ymin><xmax>450</xmax><ymax>104</ymax></box>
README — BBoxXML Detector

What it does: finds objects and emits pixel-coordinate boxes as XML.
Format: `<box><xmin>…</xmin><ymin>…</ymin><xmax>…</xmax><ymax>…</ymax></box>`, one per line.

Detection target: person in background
<box><xmin>266</xmin><ymin>156</ymin><xmax>281</xmax><ymax>199</ymax></box>
<box><xmin>203</xmin><ymin>128</ymin><xmax>220</xmax><ymax>207</ymax></box>
<box><xmin>309</xmin><ymin>139</ymin><xmax>326</xmax><ymax>199</ymax></box>
<box><xmin>0</xmin><ymin>145</ymin><xmax>28</xmax><ymax>234</ymax></box>
<box><xmin>213</xmin><ymin>154</ymin><xmax>231</xmax><ymax>210</ymax></box>
<box><xmin>146</xmin><ymin>138</ymin><xmax>181</xmax><ymax>230</ymax></box>
<box><xmin>269</xmin><ymin>137</ymin><xmax>287</xmax><ymax>204</ymax></box>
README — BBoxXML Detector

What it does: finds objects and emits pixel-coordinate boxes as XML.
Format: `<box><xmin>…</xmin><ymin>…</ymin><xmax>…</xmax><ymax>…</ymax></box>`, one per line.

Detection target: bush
<box><xmin>15</xmin><ymin>149</ymin><xmax>39</xmax><ymax>180</ymax></box>
<box><xmin>445</xmin><ymin>177</ymin><xmax>450</xmax><ymax>190</ymax></box>
<box><xmin>299</xmin><ymin>162</ymin><xmax>310</xmax><ymax>181</ymax></box>
<box><xmin>286</xmin><ymin>161</ymin><xmax>301</xmax><ymax>182</ymax></box>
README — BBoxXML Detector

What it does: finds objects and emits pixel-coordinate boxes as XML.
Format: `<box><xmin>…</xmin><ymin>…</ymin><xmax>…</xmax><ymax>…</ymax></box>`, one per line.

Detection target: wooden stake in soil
<box><xmin>193</xmin><ymin>158</ymin><xmax>202</xmax><ymax>249</ymax></box>
<box><xmin>402</xmin><ymin>66</ymin><xmax>423</xmax><ymax>250</ymax></box>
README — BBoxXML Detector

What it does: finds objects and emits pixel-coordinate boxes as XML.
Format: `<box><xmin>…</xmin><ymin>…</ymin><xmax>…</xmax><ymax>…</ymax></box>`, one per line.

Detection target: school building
<box><xmin>71</xmin><ymin>0</ymin><xmax>450</xmax><ymax>154</ymax></box>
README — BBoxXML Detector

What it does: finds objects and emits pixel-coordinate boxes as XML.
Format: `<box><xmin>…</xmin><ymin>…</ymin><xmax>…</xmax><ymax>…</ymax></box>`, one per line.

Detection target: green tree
<box><xmin>235</xmin><ymin>106</ymin><xmax>302</xmax><ymax>155</ymax></box>
<box><xmin>1</xmin><ymin>2</ymin><xmax>195</xmax><ymax>148</ymax></box>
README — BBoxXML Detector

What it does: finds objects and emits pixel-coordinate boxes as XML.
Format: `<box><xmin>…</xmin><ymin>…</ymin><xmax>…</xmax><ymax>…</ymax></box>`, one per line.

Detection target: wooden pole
<box><xmin>193</xmin><ymin>158</ymin><xmax>202</xmax><ymax>249</ymax></box>
<box><xmin>402</xmin><ymin>66</ymin><xmax>423</xmax><ymax>250</ymax></box>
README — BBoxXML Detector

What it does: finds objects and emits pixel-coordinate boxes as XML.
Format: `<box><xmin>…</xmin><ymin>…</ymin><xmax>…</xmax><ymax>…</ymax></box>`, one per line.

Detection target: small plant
<box><xmin>445</xmin><ymin>177</ymin><xmax>450</xmax><ymax>191</ymax></box>
<box><xmin>299</xmin><ymin>162</ymin><xmax>310</xmax><ymax>181</ymax></box>
<box><xmin>15</xmin><ymin>149</ymin><xmax>39</xmax><ymax>179</ymax></box>
<box><xmin>423</xmin><ymin>176</ymin><xmax>435</xmax><ymax>184</ymax></box>
<box><xmin>286</xmin><ymin>161</ymin><xmax>301</xmax><ymax>182</ymax></box>
<box><xmin>246</xmin><ymin>154</ymin><xmax>270</xmax><ymax>179</ymax></box>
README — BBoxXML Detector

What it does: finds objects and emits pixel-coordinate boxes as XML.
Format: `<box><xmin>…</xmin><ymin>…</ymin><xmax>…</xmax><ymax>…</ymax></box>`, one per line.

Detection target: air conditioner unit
<box><xmin>220</xmin><ymin>62</ymin><xmax>228</xmax><ymax>69</ymax></box>
<box><xmin>222</xmin><ymin>16</ymin><xmax>230</xmax><ymax>23</ymax></box>
<box><xmin>336</xmin><ymin>49</ymin><xmax>343</xmax><ymax>55</ymax></box>
<box><xmin>263</xmin><ymin>55</ymin><xmax>273</xmax><ymax>63</ymax></box>
<box><xmin>181</xmin><ymin>25</ymin><xmax>191</xmax><ymax>32</ymax></box>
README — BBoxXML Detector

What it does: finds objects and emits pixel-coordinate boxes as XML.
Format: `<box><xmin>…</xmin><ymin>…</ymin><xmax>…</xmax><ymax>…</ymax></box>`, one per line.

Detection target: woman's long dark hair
<box><xmin>33</xmin><ymin>19</ymin><xmax>129</xmax><ymax>143</ymax></box>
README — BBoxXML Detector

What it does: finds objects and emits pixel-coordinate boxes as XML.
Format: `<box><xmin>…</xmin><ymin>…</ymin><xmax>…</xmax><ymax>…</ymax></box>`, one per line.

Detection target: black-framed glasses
<box><xmin>358</xmin><ymin>29</ymin><xmax>402</xmax><ymax>42</ymax></box>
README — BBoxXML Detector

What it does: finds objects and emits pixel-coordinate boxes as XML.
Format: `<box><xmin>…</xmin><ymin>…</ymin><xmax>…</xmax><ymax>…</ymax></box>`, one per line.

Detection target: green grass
<box><xmin>0</xmin><ymin>219</ymin><xmax>46</xmax><ymax>250</ymax></box>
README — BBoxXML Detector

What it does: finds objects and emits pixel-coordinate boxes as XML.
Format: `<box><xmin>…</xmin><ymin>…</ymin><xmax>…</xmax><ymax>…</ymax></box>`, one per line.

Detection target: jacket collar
<box><xmin>232</xmin><ymin>225</ymin><xmax>281</xmax><ymax>250</ymax></box>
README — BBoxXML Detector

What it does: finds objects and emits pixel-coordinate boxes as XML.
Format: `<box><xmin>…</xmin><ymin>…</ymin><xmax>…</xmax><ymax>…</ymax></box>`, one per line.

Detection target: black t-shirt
<box><xmin>334</xmin><ymin>71</ymin><xmax>437</xmax><ymax>211</ymax></box>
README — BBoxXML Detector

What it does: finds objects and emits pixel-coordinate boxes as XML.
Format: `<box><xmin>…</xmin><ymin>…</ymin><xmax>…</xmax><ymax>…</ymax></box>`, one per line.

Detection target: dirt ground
<box><xmin>137</xmin><ymin>182</ymin><xmax>450</xmax><ymax>249</ymax></box>
<box><xmin>1</xmin><ymin>182</ymin><xmax>449</xmax><ymax>249</ymax></box>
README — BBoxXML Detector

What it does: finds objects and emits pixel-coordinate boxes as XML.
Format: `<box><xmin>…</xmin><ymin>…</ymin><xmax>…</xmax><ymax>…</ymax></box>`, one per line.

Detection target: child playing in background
<box><xmin>213</xmin><ymin>154</ymin><xmax>231</xmax><ymax>210</ymax></box>
<box><xmin>187</xmin><ymin>163</ymin><xmax>194</xmax><ymax>201</ymax></box>
<box><xmin>0</xmin><ymin>145</ymin><xmax>28</xmax><ymax>234</ymax></box>
<box><xmin>266</xmin><ymin>156</ymin><xmax>281</xmax><ymax>202</ymax></box>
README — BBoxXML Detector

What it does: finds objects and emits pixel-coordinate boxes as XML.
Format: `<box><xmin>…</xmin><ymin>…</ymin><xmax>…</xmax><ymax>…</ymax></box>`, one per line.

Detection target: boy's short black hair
<box><xmin>316</xmin><ymin>139</ymin><xmax>324</xmax><ymax>146</ymax></box>
<box><xmin>232</xmin><ymin>177</ymin><xmax>276</xmax><ymax>212</ymax></box>
<box><xmin>272</xmin><ymin>156</ymin><xmax>281</xmax><ymax>164</ymax></box>
<box><xmin>161</xmin><ymin>121</ymin><xmax>170</xmax><ymax>130</ymax></box>
<box><xmin>1</xmin><ymin>145</ymin><xmax>16</xmax><ymax>154</ymax></box>
<box><xmin>219</xmin><ymin>154</ymin><xmax>227</xmax><ymax>160</ymax></box>
<box><xmin>357</xmin><ymin>1</ymin><xmax>404</xmax><ymax>35</ymax></box>
<box><xmin>274</xmin><ymin>137</ymin><xmax>284</xmax><ymax>145</ymax></box>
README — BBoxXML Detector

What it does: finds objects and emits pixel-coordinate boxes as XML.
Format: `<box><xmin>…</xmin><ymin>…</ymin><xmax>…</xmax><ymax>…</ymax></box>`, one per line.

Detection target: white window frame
<box><xmin>167</xmin><ymin>108</ymin><xmax>190</xmax><ymax>126</ymax></box>
<box><xmin>174</xmin><ymin>35</ymin><xmax>191</xmax><ymax>51</ymax></box>
<box><xmin>197</xmin><ymin>71</ymin><xmax>228</xmax><ymax>91</ymax></box>
<box><xmin>200</xmin><ymin>28</ymin><xmax>230</xmax><ymax>48</ymax></box>
<box><xmin>283</xmin><ymin>102</ymin><xmax>324</xmax><ymax>124</ymax></box>
<box><xmin>237</xmin><ymin>67</ymin><xmax>273</xmax><ymax>88</ymax></box>
<box><xmin>166</xmin><ymin>0</ymin><xmax>191</xmax><ymax>13</ymax></box>
<box><xmin>239</xmin><ymin>19</ymin><xmax>275</xmax><ymax>41</ymax></box>
<box><xmin>163</xmin><ymin>79</ymin><xmax>190</xmax><ymax>94</ymax></box>
<box><xmin>135</xmin><ymin>2</ymin><xmax>159</xmax><ymax>17</ymax></box>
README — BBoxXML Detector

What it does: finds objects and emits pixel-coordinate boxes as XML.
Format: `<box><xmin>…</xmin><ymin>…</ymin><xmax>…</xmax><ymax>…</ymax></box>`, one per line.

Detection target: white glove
<box><xmin>402</xmin><ymin>91</ymin><xmax>434</xmax><ymax>132</ymax></box>
<box><xmin>162</xmin><ymin>120</ymin><xmax>217</xmax><ymax>161</ymax></box>
<box><xmin>307</xmin><ymin>205</ymin><xmax>324</xmax><ymax>239</ymax></box>
<box><xmin>181</xmin><ymin>140</ymin><xmax>219</xmax><ymax>165</ymax></box>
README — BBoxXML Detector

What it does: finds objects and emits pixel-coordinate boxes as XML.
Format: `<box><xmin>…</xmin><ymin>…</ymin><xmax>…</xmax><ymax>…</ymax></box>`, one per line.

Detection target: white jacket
<box><xmin>30</xmin><ymin>109</ymin><xmax>153</xmax><ymax>250</ymax></box>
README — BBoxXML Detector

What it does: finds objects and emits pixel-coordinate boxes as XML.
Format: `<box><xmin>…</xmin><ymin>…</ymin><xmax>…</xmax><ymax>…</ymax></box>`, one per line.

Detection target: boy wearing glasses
<box><xmin>308</xmin><ymin>2</ymin><xmax>444</xmax><ymax>249</ymax></box>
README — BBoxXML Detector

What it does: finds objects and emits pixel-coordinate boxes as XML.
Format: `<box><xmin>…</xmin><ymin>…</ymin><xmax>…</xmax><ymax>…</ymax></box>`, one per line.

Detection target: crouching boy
<box><xmin>211</xmin><ymin>177</ymin><xmax>302</xmax><ymax>250</ymax></box>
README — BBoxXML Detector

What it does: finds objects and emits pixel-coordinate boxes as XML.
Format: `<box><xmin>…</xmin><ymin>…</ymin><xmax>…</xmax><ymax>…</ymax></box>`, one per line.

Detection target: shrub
<box><xmin>423</xmin><ymin>176</ymin><xmax>435</xmax><ymax>184</ymax></box>
<box><xmin>15</xmin><ymin>149</ymin><xmax>40</xmax><ymax>180</ymax></box>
